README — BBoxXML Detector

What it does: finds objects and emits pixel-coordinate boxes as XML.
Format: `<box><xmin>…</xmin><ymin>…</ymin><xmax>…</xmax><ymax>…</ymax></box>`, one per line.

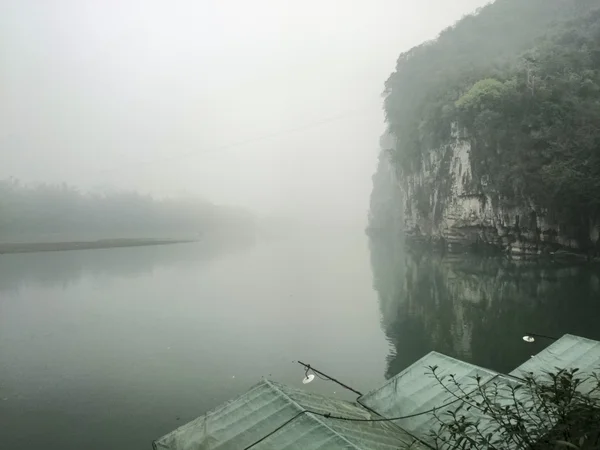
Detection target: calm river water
<box><xmin>1</xmin><ymin>228</ymin><xmax>599</xmax><ymax>449</ymax></box>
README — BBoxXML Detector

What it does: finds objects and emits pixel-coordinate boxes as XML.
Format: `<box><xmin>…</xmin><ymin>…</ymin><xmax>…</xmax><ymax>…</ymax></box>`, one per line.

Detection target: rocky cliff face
<box><xmin>373</xmin><ymin>126</ymin><xmax>600</xmax><ymax>260</ymax></box>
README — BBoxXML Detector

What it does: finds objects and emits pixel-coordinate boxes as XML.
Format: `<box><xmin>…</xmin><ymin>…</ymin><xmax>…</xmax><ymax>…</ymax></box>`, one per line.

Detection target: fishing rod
<box><xmin>522</xmin><ymin>332</ymin><xmax>559</xmax><ymax>343</ymax></box>
<box><xmin>296</xmin><ymin>360</ymin><xmax>364</xmax><ymax>396</ymax></box>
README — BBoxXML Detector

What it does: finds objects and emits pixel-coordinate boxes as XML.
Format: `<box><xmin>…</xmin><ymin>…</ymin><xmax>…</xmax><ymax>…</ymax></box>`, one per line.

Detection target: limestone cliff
<box><xmin>384</xmin><ymin>125</ymin><xmax>600</xmax><ymax>260</ymax></box>
<box><xmin>370</xmin><ymin>1</ymin><xmax>600</xmax><ymax>260</ymax></box>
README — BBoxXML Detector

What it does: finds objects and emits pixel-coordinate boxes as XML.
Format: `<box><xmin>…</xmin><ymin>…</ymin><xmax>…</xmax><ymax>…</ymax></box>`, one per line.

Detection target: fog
<box><xmin>1</xmin><ymin>0</ymin><xmax>490</xmax><ymax>226</ymax></box>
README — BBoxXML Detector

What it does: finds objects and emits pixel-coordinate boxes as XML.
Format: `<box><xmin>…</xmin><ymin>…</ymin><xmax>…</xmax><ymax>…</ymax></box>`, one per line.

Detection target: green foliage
<box><xmin>428</xmin><ymin>366</ymin><xmax>600</xmax><ymax>450</ymax></box>
<box><xmin>455</xmin><ymin>78</ymin><xmax>507</xmax><ymax>112</ymax></box>
<box><xmin>384</xmin><ymin>0</ymin><xmax>597</xmax><ymax>172</ymax></box>
<box><xmin>455</xmin><ymin>10</ymin><xmax>600</xmax><ymax>224</ymax></box>
<box><xmin>383</xmin><ymin>0</ymin><xmax>600</xmax><ymax>247</ymax></box>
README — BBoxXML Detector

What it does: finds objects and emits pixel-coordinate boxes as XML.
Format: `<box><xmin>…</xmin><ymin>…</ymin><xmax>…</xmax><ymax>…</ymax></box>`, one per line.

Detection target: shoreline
<box><xmin>0</xmin><ymin>238</ymin><xmax>197</xmax><ymax>255</ymax></box>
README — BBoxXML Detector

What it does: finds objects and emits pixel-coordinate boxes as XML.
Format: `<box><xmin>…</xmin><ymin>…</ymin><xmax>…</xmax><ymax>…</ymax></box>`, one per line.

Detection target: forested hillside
<box><xmin>0</xmin><ymin>179</ymin><xmax>254</xmax><ymax>242</ymax></box>
<box><xmin>376</xmin><ymin>0</ymin><xmax>600</xmax><ymax>254</ymax></box>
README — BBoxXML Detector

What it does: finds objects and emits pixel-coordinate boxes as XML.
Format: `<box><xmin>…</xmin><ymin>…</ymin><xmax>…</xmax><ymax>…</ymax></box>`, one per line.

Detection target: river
<box><xmin>1</xmin><ymin>229</ymin><xmax>599</xmax><ymax>449</ymax></box>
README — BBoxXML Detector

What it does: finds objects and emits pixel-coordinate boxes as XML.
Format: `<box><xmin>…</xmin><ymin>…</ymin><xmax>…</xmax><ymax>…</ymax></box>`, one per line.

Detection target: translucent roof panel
<box><xmin>153</xmin><ymin>379</ymin><xmax>426</xmax><ymax>450</ymax></box>
<box><xmin>153</xmin><ymin>380</ymin><xmax>299</xmax><ymax>450</ymax></box>
<box><xmin>358</xmin><ymin>351</ymin><xmax>499</xmax><ymax>441</ymax></box>
<box><xmin>276</xmin><ymin>382</ymin><xmax>423</xmax><ymax>450</ymax></box>
<box><xmin>510</xmin><ymin>334</ymin><xmax>600</xmax><ymax>395</ymax></box>
<box><xmin>511</xmin><ymin>334</ymin><xmax>600</xmax><ymax>377</ymax></box>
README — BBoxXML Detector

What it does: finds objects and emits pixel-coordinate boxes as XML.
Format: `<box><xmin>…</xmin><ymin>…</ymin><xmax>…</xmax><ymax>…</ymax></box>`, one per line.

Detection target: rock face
<box><xmin>374</xmin><ymin>126</ymin><xmax>599</xmax><ymax>260</ymax></box>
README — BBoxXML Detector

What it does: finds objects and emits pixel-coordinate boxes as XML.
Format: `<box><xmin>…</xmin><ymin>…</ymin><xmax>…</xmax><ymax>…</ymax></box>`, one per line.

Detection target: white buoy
<box><xmin>523</xmin><ymin>335</ymin><xmax>535</xmax><ymax>343</ymax></box>
<box><xmin>302</xmin><ymin>374</ymin><xmax>315</xmax><ymax>384</ymax></box>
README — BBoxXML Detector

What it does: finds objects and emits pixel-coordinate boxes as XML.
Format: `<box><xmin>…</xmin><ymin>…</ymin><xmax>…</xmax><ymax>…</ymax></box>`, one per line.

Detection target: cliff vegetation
<box><xmin>380</xmin><ymin>0</ymin><xmax>600</xmax><ymax>253</ymax></box>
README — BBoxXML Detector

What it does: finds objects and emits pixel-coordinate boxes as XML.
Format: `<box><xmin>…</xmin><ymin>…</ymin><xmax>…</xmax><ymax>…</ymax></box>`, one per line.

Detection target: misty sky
<box><xmin>1</xmin><ymin>0</ymin><xmax>490</xmax><ymax>220</ymax></box>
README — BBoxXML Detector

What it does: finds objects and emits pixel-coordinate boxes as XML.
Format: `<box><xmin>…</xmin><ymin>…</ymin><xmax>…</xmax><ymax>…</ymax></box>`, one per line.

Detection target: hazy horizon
<box><xmin>1</xmin><ymin>0</ymin><xmax>490</xmax><ymax>224</ymax></box>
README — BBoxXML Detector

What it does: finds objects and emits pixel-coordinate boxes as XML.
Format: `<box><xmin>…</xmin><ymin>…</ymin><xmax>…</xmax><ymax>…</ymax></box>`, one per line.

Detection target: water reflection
<box><xmin>0</xmin><ymin>236</ymin><xmax>255</xmax><ymax>292</ymax></box>
<box><xmin>369</xmin><ymin>237</ymin><xmax>600</xmax><ymax>378</ymax></box>
<box><xmin>0</xmin><ymin>231</ymin><xmax>388</xmax><ymax>450</ymax></box>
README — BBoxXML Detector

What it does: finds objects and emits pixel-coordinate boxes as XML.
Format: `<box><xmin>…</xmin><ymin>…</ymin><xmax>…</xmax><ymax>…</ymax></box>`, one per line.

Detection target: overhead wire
<box><xmin>44</xmin><ymin>9</ymin><xmax>384</xmax><ymax>179</ymax></box>
<box><xmin>96</xmin><ymin>104</ymin><xmax>380</xmax><ymax>176</ymax></box>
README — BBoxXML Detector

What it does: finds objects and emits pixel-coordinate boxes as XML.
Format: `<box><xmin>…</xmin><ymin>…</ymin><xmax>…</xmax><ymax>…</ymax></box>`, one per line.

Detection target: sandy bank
<box><xmin>0</xmin><ymin>238</ymin><xmax>196</xmax><ymax>255</ymax></box>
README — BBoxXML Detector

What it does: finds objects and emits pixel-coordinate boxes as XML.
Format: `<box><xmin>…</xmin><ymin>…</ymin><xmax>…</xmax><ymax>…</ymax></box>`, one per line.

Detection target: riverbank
<box><xmin>0</xmin><ymin>238</ymin><xmax>197</xmax><ymax>255</ymax></box>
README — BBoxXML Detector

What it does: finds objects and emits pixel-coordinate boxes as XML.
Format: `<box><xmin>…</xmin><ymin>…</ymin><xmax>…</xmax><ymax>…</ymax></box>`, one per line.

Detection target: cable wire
<box><xmin>243</xmin><ymin>396</ymin><xmax>465</xmax><ymax>450</ymax></box>
<box><xmin>262</xmin><ymin>361</ymin><xmax>530</xmax><ymax>450</ymax></box>
<box><xmin>97</xmin><ymin>105</ymin><xmax>379</xmax><ymax>175</ymax></box>
<box><xmin>244</xmin><ymin>361</ymin><xmax>476</xmax><ymax>449</ymax></box>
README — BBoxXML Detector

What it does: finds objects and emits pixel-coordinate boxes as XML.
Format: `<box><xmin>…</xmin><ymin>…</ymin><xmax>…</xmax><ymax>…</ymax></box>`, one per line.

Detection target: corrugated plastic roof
<box><xmin>155</xmin><ymin>335</ymin><xmax>600</xmax><ymax>450</ymax></box>
<box><xmin>153</xmin><ymin>379</ymin><xmax>426</xmax><ymax>450</ymax></box>
<box><xmin>358</xmin><ymin>351</ymin><xmax>502</xmax><ymax>444</ymax></box>
<box><xmin>511</xmin><ymin>334</ymin><xmax>600</xmax><ymax>377</ymax></box>
<box><xmin>357</xmin><ymin>337</ymin><xmax>600</xmax><ymax>447</ymax></box>
<box><xmin>510</xmin><ymin>334</ymin><xmax>600</xmax><ymax>395</ymax></box>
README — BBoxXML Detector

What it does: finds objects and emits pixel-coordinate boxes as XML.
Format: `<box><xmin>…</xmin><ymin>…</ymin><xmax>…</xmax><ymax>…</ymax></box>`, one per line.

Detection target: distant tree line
<box><xmin>0</xmin><ymin>179</ymin><xmax>254</xmax><ymax>242</ymax></box>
